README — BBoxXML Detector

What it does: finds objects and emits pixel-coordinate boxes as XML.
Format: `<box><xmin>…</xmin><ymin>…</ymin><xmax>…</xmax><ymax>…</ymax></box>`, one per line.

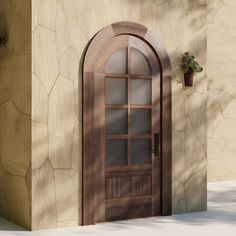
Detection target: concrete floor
<box><xmin>0</xmin><ymin>181</ymin><xmax>235</xmax><ymax>236</ymax></box>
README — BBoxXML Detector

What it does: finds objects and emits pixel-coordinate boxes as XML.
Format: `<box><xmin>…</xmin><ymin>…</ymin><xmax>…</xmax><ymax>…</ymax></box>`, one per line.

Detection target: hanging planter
<box><xmin>0</xmin><ymin>37</ymin><xmax>7</xmax><ymax>47</ymax></box>
<box><xmin>184</xmin><ymin>68</ymin><xmax>194</xmax><ymax>86</ymax></box>
<box><xmin>0</xmin><ymin>37</ymin><xmax>7</xmax><ymax>58</ymax></box>
<box><xmin>182</xmin><ymin>52</ymin><xmax>203</xmax><ymax>87</ymax></box>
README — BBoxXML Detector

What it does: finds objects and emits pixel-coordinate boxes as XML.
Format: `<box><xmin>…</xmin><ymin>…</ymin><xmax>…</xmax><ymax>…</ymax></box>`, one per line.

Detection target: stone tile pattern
<box><xmin>32</xmin><ymin>0</ymin><xmax>80</xmax><ymax>230</ymax></box>
<box><xmin>170</xmin><ymin>0</ymin><xmax>207</xmax><ymax>214</ymax></box>
<box><xmin>0</xmin><ymin>0</ymin><xmax>31</xmax><ymax>229</ymax></box>
<box><xmin>208</xmin><ymin>0</ymin><xmax>236</xmax><ymax>181</ymax></box>
<box><xmin>32</xmin><ymin>0</ymin><xmax>207</xmax><ymax>229</ymax></box>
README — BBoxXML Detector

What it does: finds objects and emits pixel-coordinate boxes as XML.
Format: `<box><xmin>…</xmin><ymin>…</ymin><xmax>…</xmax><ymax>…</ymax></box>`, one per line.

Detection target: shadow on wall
<box><xmin>31</xmin><ymin>0</ymin><xmax>236</xmax><ymax>228</ymax></box>
<box><xmin>26</xmin><ymin>0</ymin><xmax>236</xmax><ymax>230</ymax></box>
<box><xmin>0</xmin><ymin>0</ymin><xmax>214</xmax><ymax>230</ymax></box>
<box><xmin>79</xmin><ymin>0</ymin><xmax>209</xmax><ymax>216</ymax></box>
<box><xmin>0</xmin><ymin>0</ymin><xmax>31</xmax><ymax>230</ymax></box>
<box><xmin>28</xmin><ymin>0</ymin><xmax>210</xmax><ymax>229</ymax></box>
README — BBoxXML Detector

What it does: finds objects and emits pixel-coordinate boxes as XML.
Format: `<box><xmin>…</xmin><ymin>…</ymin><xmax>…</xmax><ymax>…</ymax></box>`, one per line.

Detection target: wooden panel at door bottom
<box><xmin>105</xmin><ymin>196</ymin><xmax>152</xmax><ymax>221</ymax></box>
<box><xmin>105</xmin><ymin>175</ymin><xmax>152</xmax><ymax>198</ymax></box>
<box><xmin>104</xmin><ymin>168</ymin><xmax>153</xmax><ymax>221</ymax></box>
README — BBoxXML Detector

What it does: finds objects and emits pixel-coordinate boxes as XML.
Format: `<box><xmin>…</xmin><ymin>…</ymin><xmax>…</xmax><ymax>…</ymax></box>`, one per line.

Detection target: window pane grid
<box><xmin>105</xmin><ymin>78</ymin><xmax>127</xmax><ymax>105</ymax></box>
<box><xmin>130</xmin><ymin>47</ymin><xmax>151</xmax><ymax>75</ymax></box>
<box><xmin>105</xmin><ymin>45</ymin><xmax>153</xmax><ymax>167</ymax></box>
<box><xmin>131</xmin><ymin>139</ymin><xmax>152</xmax><ymax>164</ymax></box>
<box><xmin>131</xmin><ymin>79</ymin><xmax>151</xmax><ymax>105</ymax></box>
<box><xmin>105</xmin><ymin>105</ymin><xmax>152</xmax><ymax>109</ymax></box>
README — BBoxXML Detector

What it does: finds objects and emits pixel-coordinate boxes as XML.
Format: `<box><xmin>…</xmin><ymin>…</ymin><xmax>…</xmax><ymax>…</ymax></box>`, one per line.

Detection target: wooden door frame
<box><xmin>82</xmin><ymin>21</ymin><xmax>172</xmax><ymax>225</ymax></box>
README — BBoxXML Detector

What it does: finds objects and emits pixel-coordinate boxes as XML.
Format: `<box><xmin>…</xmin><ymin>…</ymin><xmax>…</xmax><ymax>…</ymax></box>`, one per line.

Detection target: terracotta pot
<box><xmin>184</xmin><ymin>69</ymin><xmax>194</xmax><ymax>86</ymax></box>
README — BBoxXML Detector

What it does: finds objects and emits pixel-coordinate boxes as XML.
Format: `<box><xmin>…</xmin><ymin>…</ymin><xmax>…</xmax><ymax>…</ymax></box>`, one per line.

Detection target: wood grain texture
<box><xmin>105</xmin><ymin>175</ymin><xmax>152</xmax><ymax>199</ymax></box>
<box><xmin>83</xmin><ymin>72</ymin><xmax>105</xmax><ymax>224</ymax></box>
<box><xmin>83</xmin><ymin>22</ymin><xmax>170</xmax><ymax>224</ymax></box>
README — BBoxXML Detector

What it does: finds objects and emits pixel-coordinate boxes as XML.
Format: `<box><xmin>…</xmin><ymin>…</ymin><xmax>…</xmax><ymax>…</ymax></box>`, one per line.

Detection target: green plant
<box><xmin>0</xmin><ymin>37</ymin><xmax>7</xmax><ymax>46</ymax></box>
<box><xmin>182</xmin><ymin>52</ymin><xmax>203</xmax><ymax>74</ymax></box>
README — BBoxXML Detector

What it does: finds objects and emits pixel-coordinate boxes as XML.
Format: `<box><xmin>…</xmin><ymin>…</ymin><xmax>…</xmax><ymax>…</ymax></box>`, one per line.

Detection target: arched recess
<box><xmin>82</xmin><ymin>21</ymin><xmax>171</xmax><ymax>225</ymax></box>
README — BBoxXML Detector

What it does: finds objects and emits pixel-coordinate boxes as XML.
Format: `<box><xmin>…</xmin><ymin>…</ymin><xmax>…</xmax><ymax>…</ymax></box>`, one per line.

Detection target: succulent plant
<box><xmin>182</xmin><ymin>52</ymin><xmax>203</xmax><ymax>74</ymax></box>
<box><xmin>0</xmin><ymin>37</ymin><xmax>7</xmax><ymax>46</ymax></box>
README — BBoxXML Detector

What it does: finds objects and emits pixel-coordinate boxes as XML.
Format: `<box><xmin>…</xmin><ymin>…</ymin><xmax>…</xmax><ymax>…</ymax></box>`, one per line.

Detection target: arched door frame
<box><xmin>82</xmin><ymin>21</ymin><xmax>172</xmax><ymax>225</ymax></box>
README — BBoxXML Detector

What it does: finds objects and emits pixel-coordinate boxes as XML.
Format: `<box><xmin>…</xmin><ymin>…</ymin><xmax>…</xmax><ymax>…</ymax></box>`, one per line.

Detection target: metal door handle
<box><xmin>151</xmin><ymin>133</ymin><xmax>159</xmax><ymax>156</ymax></box>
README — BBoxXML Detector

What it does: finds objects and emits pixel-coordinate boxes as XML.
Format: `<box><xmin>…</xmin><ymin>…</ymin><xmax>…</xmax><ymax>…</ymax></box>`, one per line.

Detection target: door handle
<box><xmin>151</xmin><ymin>133</ymin><xmax>159</xmax><ymax>156</ymax></box>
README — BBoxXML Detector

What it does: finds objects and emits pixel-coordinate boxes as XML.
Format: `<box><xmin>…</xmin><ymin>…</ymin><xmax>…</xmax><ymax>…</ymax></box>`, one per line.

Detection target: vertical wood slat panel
<box><xmin>141</xmin><ymin>176</ymin><xmax>147</xmax><ymax>196</ymax></box>
<box><xmin>105</xmin><ymin>175</ymin><xmax>152</xmax><ymax>198</ymax></box>
<box><xmin>105</xmin><ymin>178</ymin><xmax>113</xmax><ymax>199</ymax></box>
<box><xmin>148</xmin><ymin>175</ymin><xmax>152</xmax><ymax>195</ymax></box>
<box><xmin>113</xmin><ymin>177</ymin><xmax>120</xmax><ymax>198</ymax></box>
<box><xmin>135</xmin><ymin>176</ymin><xmax>141</xmax><ymax>196</ymax></box>
<box><xmin>119</xmin><ymin>176</ymin><xmax>128</xmax><ymax>197</ymax></box>
<box><xmin>131</xmin><ymin>176</ymin><xmax>136</xmax><ymax>196</ymax></box>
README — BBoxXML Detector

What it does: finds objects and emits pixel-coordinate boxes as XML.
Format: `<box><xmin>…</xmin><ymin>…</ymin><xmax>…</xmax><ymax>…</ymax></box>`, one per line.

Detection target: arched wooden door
<box><xmin>83</xmin><ymin>22</ymin><xmax>171</xmax><ymax>225</ymax></box>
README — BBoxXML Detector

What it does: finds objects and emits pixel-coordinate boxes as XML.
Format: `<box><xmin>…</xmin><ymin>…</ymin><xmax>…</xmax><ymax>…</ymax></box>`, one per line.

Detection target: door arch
<box><xmin>82</xmin><ymin>21</ymin><xmax>171</xmax><ymax>225</ymax></box>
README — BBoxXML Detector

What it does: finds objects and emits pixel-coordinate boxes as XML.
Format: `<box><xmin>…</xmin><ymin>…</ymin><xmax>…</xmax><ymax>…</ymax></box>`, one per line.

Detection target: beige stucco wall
<box><xmin>208</xmin><ymin>1</ymin><xmax>236</xmax><ymax>181</ymax></box>
<box><xmin>0</xmin><ymin>0</ymin><xmax>207</xmax><ymax>230</ymax></box>
<box><xmin>170</xmin><ymin>1</ymin><xmax>207</xmax><ymax>213</ymax></box>
<box><xmin>31</xmin><ymin>0</ymin><xmax>207</xmax><ymax>230</ymax></box>
<box><xmin>0</xmin><ymin>0</ymin><xmax>31</xmax><ymax>229</ymax></box>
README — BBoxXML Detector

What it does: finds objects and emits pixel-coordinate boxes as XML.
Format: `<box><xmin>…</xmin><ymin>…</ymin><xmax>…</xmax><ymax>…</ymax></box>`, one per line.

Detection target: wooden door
<box><xmin>83</xmin><ymin>22</ymin><xmax>172</xmax><ymax>225</ymax></box>
<box><xmin>104</xmin><ymin>35</ymin><xmax>161</xmax><ymax>222</ymax></box>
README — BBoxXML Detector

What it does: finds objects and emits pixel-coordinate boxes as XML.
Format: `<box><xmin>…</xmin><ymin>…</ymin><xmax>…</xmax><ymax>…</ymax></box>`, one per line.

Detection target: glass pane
<box><xmin>131</xmin><ymin>48</ymin><xmax>151</xmax><ymax>75</ymax></box>
<box><xmin>106</xmin><ymin>78</ymin><xmax>127</xmax><ymax>104</ymax></box>
<box><xmin>131</xmin><ymin>139</ymin><xmax>151</xmax><ymax>164</ymax></box>
<box><xmin>106</xmin><ymin>109</ymin><xmax>128</xmax><ymax>134</ymax></box>
<box><xmin>106</xmin><ymin>48</ymin><xmax>127</xmax><ymax>74</ymax></box>
<box><xmin>131</xmin><ymin>79</ymin><xmax>151</xmax><ymax>104</ymax></box>
<box><xmin>106</xmin><ymin>139</ymin><xmax>127</xmax><ymax>166</ymax></box>
<box><xmin>131</xmin><ymin>109</ymin><xmax>151</xmax><ymax>134</ymax></box>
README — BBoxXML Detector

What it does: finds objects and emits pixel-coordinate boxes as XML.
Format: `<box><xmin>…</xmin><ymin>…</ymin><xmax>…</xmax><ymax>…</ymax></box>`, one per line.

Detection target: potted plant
<box><xmin>0</xmin><ymin>37</ymin><xmax>7</xmax><ymax>47</ymax></box>
<box><xmin>182</xmin><ymin>52</ymin><xmax>203</xmax><ymax>86</ymax></box>
<box><xmin>0</xmin><ymin>37</ymin><xmax>7</xmax><ymax>58</ymax></box>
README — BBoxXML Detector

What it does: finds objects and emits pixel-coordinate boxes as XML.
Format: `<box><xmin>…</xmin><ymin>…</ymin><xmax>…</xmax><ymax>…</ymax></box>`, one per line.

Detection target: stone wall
<box><xmin>170</xmin><ymin>1</ymin><xmax>207</xmax><ymax>213</ymax></box>
<box><xmin>32</xmin><ymin>0</ymin><xmax>207</xmax><ymax>229</ymax></box>
<box><xmin>32</xmin><ymin>0</ymin><xmax>80</xmax><ymax>229</ymax></box>
<box><xmin>208</xmin><ymin>0</ymin><xmax>236</xmax><ymax>181</ymax></box>
<box><xmin>0</xmin><ymin>0</ymin><xmax>31</xmax><ymax>229</ymax></box>
<box><xmin>0</xmin><ymin>0</ymin><xmax>207</xmax><ymax>230</ymax></box>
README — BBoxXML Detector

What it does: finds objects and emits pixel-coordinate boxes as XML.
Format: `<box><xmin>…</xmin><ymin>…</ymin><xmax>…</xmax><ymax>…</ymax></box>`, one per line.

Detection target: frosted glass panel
<box><xmin>106</xmin><ymin>78</ymin><xmax>127</xmax><ymax>104</ymax></box>
<box><xmin>131</xmin><ymin>139</ymin><xmax>151</xmax><ymax>164</ymax></box>
<box><xmin>106</xmin><ymin>140</ymin><xmax>127</xmax><ymax>166</ymax></box>
<box><xmin>131</xmin><ymin>79</ymin><xmax>151</xmax><ymax>104</ymax></box>
<box><xmin>106</xmin><ymin>48</ymin><xmax>127</xmax><ymax>74</ymax></box>
<box><xmin>131</xmin><ymin>48</ymin><xmax>151</xmax><ymax>75</ymax></box>
<box><xmin>105</xmin><ymin>109</ymin><xmax>128</xmax><ymax>134</ymax></box>
<box><xmin>131</xmin><ymin>109</ymin><xmax>151</xmax><ymax>134</ymax></box>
